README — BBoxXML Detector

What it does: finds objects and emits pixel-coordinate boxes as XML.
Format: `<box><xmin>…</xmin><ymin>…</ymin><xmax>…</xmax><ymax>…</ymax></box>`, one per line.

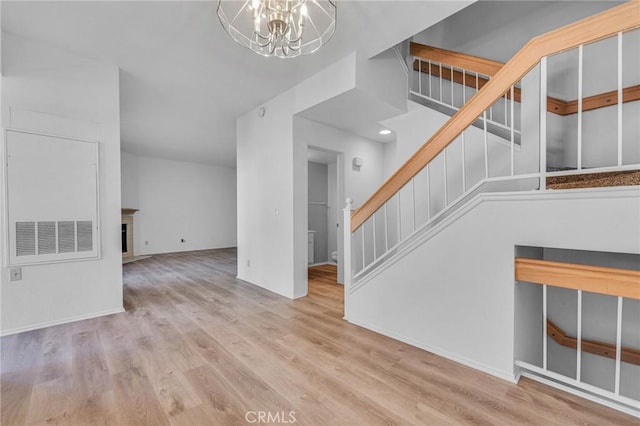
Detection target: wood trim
<box><xmin>409</xmin><ymin>43</ymin><xmax>504</xmax><ymax>77</ymax></box>
<box><xmin>122</xmin><ymin>208</ymin><xmax>139</xmax><ymax>215</ymax></box>
<box><xmin>352</xmin><ymin>2</ymin><xmax>640</xmax><ymax>231</ymax></box>
<box><xmin>514</xmin><ymin>258</ymin><xmax>640</xmax><ymax>300</ymax></box>
<box><xmin>411</xmin><ymin>48</ymin><xmax>639</xmax><ymax>116</ymax></box>
<box><xmin>547</xmin><ymin>320</ymin><xmax>640</xmax><ymax>366</ymax></box>
<box><xmin>560</xmin><ymin>84</ymin><xmax>640</xmax><ymax>115</ymax></box>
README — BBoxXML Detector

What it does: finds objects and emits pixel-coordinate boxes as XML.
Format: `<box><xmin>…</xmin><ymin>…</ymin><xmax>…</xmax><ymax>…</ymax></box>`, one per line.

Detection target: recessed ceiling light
<box><xmin>379</xmin><ymin>129</ymin><xmax>392</xmax><ymax>135</ymax></box>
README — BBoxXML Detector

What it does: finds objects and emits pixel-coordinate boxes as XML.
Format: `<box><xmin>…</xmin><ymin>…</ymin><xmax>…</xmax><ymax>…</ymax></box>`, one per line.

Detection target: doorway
<box><xmin>307</xmin><ymin>147</ymin><xmax>339</xmax><ymax>265</ymax></box>
<box><xmin>307</xmin><ymin>147</ymin><xmax>341</xmax><ymax>292</ymax></box>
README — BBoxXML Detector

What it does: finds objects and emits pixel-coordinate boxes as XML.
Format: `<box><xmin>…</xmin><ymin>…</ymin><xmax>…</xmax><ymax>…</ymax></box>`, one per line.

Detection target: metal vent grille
<box><xmin>58</xmin><ymin>221</ymin><xmax>76</xmax><ymax>253</ymax></box>
<box><xmin>13</xmin><ymin>220</ymin><xmax>95</xmax><ymax>259</ymax></box>
<box><xmin>77</xmin><ymin>221</ymin><xmax>93</xmax><ymax>252</ymax></box>
<box><xmin>37</xmin><ymin>221</ymin><xmax>57</xmax><ymax>255</ymax></box>
<box><xmin>16</xmin><ymin>222</ymin><xmax>36</xmax><ymax>256</ymax></box>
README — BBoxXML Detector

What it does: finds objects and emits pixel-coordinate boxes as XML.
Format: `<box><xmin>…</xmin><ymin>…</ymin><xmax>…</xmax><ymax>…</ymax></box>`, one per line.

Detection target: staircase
<box><xmin>342</xmin><ymin>2</ymin><xmax>640</xmax><ymax>416</ymax></box>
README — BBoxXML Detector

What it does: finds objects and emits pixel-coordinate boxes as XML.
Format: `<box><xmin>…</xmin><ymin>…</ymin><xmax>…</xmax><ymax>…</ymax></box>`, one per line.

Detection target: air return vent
<box><xmin>58</xmin><ymin>221</ymin><xmax>76</xmax><ymax>253</ymax></box>
<box><xmin>77</xmin><ymin>221</ymin><xmax>93</xmax><ymax>252</ymax></box>
<box><xmin>37</xmin><ymin>221</ymin><xmax>57</xmax><ymax>255</ymax></box>
<box><xmin>14</xmin><ymin>220</ymin><xmax>95</xmax><ymax>259</ymax></box>
<box><xmin>16</xmin><ymin>222</ymin><xmax>36</xmax><ymax>256</ymax></box>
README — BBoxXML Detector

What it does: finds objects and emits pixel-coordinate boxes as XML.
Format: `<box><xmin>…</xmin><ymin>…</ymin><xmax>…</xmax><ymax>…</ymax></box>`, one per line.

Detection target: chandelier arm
<box><xmin>286</xmin><ymin>19</ymin><xmax>304</xmax><ymax>44</ymax></box>
<box><xmin>255</xmin><ymin>36</ymin><xmax>272</xmax><ymax>48</ymax></box>
<box><xmin>255</xmin><ymin>31</ymin><xmax>271</xmax><ymax>42</ymax></box>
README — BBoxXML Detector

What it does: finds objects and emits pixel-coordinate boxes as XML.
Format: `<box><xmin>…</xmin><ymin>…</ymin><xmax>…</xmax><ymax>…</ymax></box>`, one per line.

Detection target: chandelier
<box><xmin>217</xmin><ymin>0</ymin><xmax>337</xmax><ymax>58</ymax></box>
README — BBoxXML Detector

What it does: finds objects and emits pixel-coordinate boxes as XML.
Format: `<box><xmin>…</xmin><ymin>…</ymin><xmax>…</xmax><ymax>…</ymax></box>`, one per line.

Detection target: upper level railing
<box><xmin>409</xmin><ymin>43</ymin><xmax>522</xmax><ymax>143</ymax></box>
<box><xmin>350</xmin><ymin>1</ymin><xmax>640</xmax><ymax>233</ymax></box>
<box><xmin>410</xmin><ymin>41</ymin><xmax>640</xmax><ymax>117</ymax></box>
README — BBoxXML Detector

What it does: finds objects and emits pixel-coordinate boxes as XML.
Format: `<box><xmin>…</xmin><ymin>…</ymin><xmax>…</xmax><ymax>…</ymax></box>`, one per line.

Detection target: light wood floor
<box><xmin>1</xmin><ymin>249</ymin><xmax>636</xmax><ymax>425</ymax></box>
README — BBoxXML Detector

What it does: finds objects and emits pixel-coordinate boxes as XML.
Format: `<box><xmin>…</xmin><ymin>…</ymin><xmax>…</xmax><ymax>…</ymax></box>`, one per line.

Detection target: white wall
<box><xmin>121</xmin><ymin>151</ymin><xmax>139</xmax><ymax>210</ymax></box>
<box><xmin>347</xmin><ymin>188</ymin><xmax>640</xmax><ymax>382</ymax></box>
<box><xmin>120</xmin><ymin>152</ymin><xmax>237</xmax><ymax>255</ymax></box>
<box><xmin>1</xmin><ymin>33</ymin><xmax>122</xmax><ymax>334</ymax></box>
<box><xmin>237</xmin><ymin>54</ymin><xmax>358</xmax><ymax>299</ymax></box>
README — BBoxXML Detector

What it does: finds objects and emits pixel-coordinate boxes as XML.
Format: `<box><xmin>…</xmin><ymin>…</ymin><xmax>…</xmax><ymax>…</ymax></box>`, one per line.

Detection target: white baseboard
<box><xmin>520</xmin><ymin>371</ymin><xmax>640</xmax><ymax>418</ymax></box>
<box><xmin>0</xmin><ymin>306</ymin><xmax>125</xmax><ymax>337</ymax></box>
<box><xmin>346</xmin><ymin>316</ymin><xmax>518</xmax><ymax>384</ymax></box>
<box><xmin>235</xmin><ymin>274</ymin><xmax>297</xmax><ymax>299</ymax></box>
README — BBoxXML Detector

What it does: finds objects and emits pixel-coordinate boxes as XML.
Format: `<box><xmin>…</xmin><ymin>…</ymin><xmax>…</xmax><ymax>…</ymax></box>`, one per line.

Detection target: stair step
<box><xmin>547</xmin><ymin>170</ymin><xmax>640</xmax><ymax>190</ymax></box>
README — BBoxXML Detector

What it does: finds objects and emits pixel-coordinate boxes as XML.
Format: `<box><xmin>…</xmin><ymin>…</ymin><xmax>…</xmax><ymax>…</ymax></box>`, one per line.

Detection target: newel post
<box><xmin>343</xmin><ymin>198</ymin><xmax>354</xmax><ymax>320</ymax></box>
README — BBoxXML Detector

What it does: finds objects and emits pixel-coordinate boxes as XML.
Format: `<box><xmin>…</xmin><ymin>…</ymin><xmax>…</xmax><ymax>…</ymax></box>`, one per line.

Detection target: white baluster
<box><xmin>439</xmin><ymin>63</ymin><xmax>443</xmax><ymax>102</ymax></box>
<box><xmin>461</xmin><ymin>131</ymin><xmax>466</xmax><ymax>191</ymax></box>
<box><xmin>543</xmin><ymin>284</ymin><xmax>548</xmax><ymax>370</ymax></box>
<box><xmin>372</xmin><ymin>214</ymin><xmax>377</xmax><ymax>261</ymax></box>
<box><xmin>504</xmin><ymin>92</ymin><xmax>508</xmax><ymax>126</ymax></box>
<box><xmin>483</xmin><ymin>110</ymin><xmax>489</xmax><ymax>179</ymax></box>
<box><xmin>412</xmin><ymin>178</ymin><xmax>416</xmax><ymax>231</ymax></box>
<box><xmin>576</xmin><ymin>290</ymin><xmax>583</xmax><ymax>382</ymax></box>
<box><xmin>426</xmin><ymin>164</ymin><xmax>431</xmax><ymax>220</ymax></box>
<box><xmin>418</xmin><ymin>58</ymin><xmax>422</xmax><ymax>95</ymax></box>
<box><xmin>383</xmin><ymin>202</ymin><xmax>389</xmax><ymax>253</ymax></box>
<box><xmin>578</xmin><ymin>45</ymin><xmax>583</xmax><ymax>170</ymax></box>
<box><xmin>450</xmin><ymin>66</ymin><xmax>455</xmax><ymax>107</ymax></box>
<box><xmin>443</xmin><ymin>148</ymin><xmax>449</xmax><ymax>206</ymax></box>
<box><xmin>397</xmin><ymin>191</ymin><xmax>401</xmax><ymax>243</ymax></box>
<box><xmin>617</xmin><ymin>32</ymin><xmax>623</xmax><ymax>167</ymax></box>
<box><xmin>463</xmin><ymin>69</ymin><xmax>466</xmax><ymax>104</ymax></box>
<box><xmin>614</xmin><ymin>296</ymin><xmax>623</xmax><ymax>395</ymax></box>
<box><xmin>428</xmin><ymin>60</ymin><xmax>432</xmax><ymax>97</ymax></box>
<box><xmin>511</xmin><ymin>85</ymin><xmax>515</xmax><ymax>176</ymax></box>
<box><xmin>540</xmin><ymin>57</ymin><xmax>548</xmax><ymax>190</ymax></box>
<box><xmin>361</xmin><ymin>223</ymin><xmax>366</xmax><ymax>271</ymax></box>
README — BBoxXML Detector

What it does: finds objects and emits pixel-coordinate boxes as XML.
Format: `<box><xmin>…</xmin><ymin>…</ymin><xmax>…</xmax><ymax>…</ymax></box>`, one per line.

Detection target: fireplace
<box><xmin>121</xmin><ymin>208</ymin><xmax>138</xmax><ymax>260</ymax></box>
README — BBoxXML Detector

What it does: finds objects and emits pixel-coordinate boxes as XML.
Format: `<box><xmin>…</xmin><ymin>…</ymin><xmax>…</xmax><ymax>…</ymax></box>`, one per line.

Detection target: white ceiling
<box><xmin>298</xmin><ymin>88</ymin><xmax>398</xmax><ymax>143</ymax></box>
<box><xmin>1</xmin><ymin>1</ymin><xmax>472</xmax><ymax>168</ymax></box>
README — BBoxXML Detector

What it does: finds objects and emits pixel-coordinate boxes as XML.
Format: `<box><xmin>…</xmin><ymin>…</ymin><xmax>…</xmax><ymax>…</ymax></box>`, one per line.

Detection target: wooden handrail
<box><xmin>515</xmin><ymin>258</ymin><xmax>640</xmax><ymax>300</ymax></box>
<box><xmin>411</xmin><ymin>49</ymin><xmax>640</xmax><ymax>116</ymax></box>
<box><xmin>560</xmin><ymin>84</ymin><xmax>640</xmax><ymax>115</ymax></box>
<box><xmin>351</xmin><ymin>2</ymin><xmax>640</xmax><ymax>231</ymax></box>
<box><xmin>409</xmin><ymin>43</ymin><xmax>504</xmax><ymax>77</ymax></box>
<box><xmin>547</xmin><ymin>320</ymin><xmax>640</xmax><ymax>366</ymax></box>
